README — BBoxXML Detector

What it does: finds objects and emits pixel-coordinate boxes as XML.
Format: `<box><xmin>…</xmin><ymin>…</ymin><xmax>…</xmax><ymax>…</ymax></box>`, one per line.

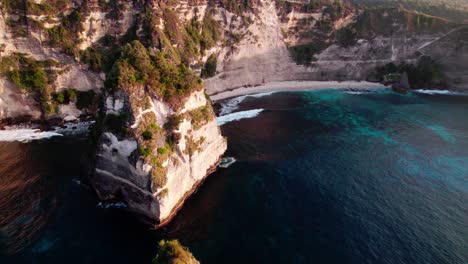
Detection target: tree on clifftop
<box><xmin>153</xmin><ymin>240</ymin><xmax>199</xmax><ymax>264</ymax></box>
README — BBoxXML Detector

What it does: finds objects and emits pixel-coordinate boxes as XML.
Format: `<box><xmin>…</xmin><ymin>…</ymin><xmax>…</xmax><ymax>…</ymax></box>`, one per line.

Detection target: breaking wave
<box><xmin>0</xmin><ymin>129</ymin><xmax>63</xmax><ymax>142</ymax></box>
<box><xmin>0</xmin><ymin>121</ymin><xmax>94</xmax><ymax>142</ymax></box>
<box><xmin>217</xmin><ymin>109</ymin><xmax>264</xmax><ymax>126</ymax></box>
<box><xmin>219</xmin><ymin>92</ymin><xmax>275</xmax><ymax>116</ymax></box>
<box><xmin>414</xmin><ymin>89</ymin><xmax>464</xmax><ymax>95</ymax></box>
<box><xmin>346</xmin><ymin>91</ymin><xmax>366</xmax><ymax>95</ymax></box>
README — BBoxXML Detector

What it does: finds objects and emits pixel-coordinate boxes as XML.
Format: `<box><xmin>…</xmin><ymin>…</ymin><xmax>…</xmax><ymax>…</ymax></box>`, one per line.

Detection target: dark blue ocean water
<box><xmin>1</xmin><ymin>89</ymin><xmax>467</xmax><ymax>263</ymax></box>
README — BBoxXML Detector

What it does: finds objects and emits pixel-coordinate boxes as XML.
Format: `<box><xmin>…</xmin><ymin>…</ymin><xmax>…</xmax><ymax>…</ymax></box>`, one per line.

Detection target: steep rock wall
<box><xmin>202</xmin><ymin>0</ymin><xmax>468</xmax><ymax>94</ymax></box>
<box><xmin>92</xmin><ymin>89</ymin><xmax>227</xmax><ymax>225</ymax></box>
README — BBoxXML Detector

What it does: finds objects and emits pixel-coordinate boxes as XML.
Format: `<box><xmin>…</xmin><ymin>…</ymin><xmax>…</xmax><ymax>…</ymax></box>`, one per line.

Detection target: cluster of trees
<box><xmin>153</xmin><ymin>240</ymin><xmax>199</xmax><ymax>264</ymax></box>
<box><xmin>0</xmin><ymin>54</ymin><xmax>58</xmax><ymax>114</ymax></box>
<box><xmin>289</xmin><ymin>41</ymin><xmax>327</xmax><ymax>65</ymax></box>
<box><xmin>105</xmin><ymin>40</ymin><xmax>203</xmax><ymax>109</ymax></box>
<box><xmin>52</xmin><ymin>89</ymin><xmax>96</xmax><ymax>110</ymax></box>
<box><xmin>372</xmin><ymin>56</ymin><xmax>447</xmax><ymax>88</ymax></box>
<box><xmin>201</xmin><ymin>54</ymin><xmax>218</xmax><ymax>78</ymax></box>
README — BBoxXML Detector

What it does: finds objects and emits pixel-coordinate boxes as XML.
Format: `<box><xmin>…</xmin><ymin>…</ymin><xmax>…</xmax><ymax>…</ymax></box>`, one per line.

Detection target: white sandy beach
<box><xmin>209</xmin><ymin>81</ymin><xmax>389</xmax><ymax>101</ymax></box>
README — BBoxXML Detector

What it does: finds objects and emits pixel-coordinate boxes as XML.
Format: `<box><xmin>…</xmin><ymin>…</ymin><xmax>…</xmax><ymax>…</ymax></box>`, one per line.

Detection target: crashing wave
<box><xmin>414</xmin><ymin>89</ymin><xmax>464</xmax><ymax>95</ymax></box>
<box><xmin>344</xmin><ymin>88</ymin><xmax>374</xmax><ymax>95</ymax></box>
<box><xmin>0</xmin><ymin>121</ymin><xmax>94</xmax><ymax>142</ymax></box>
<box><xmin>219</xmin><ymin>157</ymin><xmax>236</xmax><ymax>168</ymax></box>
<box><xmin>0</xmin><ymin>129</ymin><xmax>63</xmax><ymax>142</ymax></box>
<box><xmin>217</xmin><ymin>109</ymin><xmax>264</xmax><ymax>126</ymax></box>
<box><xmin>219</xmin><ymin>92</ymin><xmax>275</xmax><ymax>116</ymax></box>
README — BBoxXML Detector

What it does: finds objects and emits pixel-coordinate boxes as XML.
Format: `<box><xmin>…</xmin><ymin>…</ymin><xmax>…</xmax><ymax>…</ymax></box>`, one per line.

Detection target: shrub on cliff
<box><xmin>76</xmin><ymin>90</ymin><xmax>96</xmax><ymax>110</ymax></box>
<box><xmin>81</xmin><ymin>48</ymin><xmax>103</xmax><ymax>72</ymax></box>
<box><xmin>153</xmin><ymin>240</ymin><xmax>199</xmax><ymax>264</ymax></box>
<box><xmin>186</xmin><ymin>105</ymin><xmax>215</xmax><ymax>130</ymax></box>
<box><xmin>336</xmin><ymin>27</ymin><xmax>357</xmax><ymax>47</ymax></box>
<box><xmin>200</xmin><ymin>11</ymin><xmax>221</xmax><ymax>52</ymax></box>
<box><xmin>48</xmin><ymin>8</ymin><xmax>83</xmax><ymax>56</ymax></box>
<box><xmin>289</xmin><ymin>41</ymin><xmax>327</xmax><ymax>65</ymax></box>
<box><xmin>0</xmin><ymin>54</ymin><xmax>58</xmax><ymax>115</ymax></box>
<box><xmin>142</xmin><ymin>130</ymin><xmax>153</xmax><ymax>140</ymax></box>
<box><xmin>201</xmin><ymin>54</ymin><xmax>218</xmax><ymax>79</ymax></box>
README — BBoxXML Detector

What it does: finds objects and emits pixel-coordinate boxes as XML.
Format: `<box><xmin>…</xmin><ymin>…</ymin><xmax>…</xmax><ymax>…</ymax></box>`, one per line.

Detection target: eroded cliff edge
<box><xmin>92</xmin><ymin>88</ymin><xmax>226</xmax><ymax>225</ymax></box>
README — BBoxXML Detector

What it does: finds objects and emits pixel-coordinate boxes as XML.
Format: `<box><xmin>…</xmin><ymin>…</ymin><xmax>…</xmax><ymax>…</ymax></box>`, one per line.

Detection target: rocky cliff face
<box><xmin>1</xmin><ymin>0</ymin><xmax>466</xmax><ymax>123</ymax></box>
<box><xmin>0</xmin><ymin>0</ymin><xmax>227</xmax><ymax>225</ymax></box>
<box><xmin>92</xmin><ymin>89</ymin><xmax>226</xmax><ymax>225</ymax></box>
<box><xmin>0</xmin><ymin>1</ymin><xmax>105</xmax><ymax>122</ymax></box>
<box><xmin>201</xmin><ymin>0</ymin><xmax>468</xmax><ymax>93</ymax></box>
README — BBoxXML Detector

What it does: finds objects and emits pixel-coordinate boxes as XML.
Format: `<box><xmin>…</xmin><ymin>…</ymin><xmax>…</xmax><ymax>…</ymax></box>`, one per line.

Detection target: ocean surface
<box><xmin>1</xmin><ymin>88</ymin><xmax>467</xmax><ymax>263</ymax></box>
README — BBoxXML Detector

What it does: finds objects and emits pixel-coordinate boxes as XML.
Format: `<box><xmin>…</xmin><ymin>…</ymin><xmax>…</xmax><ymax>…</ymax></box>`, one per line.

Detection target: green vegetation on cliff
<box><xmin>153</xmin><ymin>240</ymin><xmax>199</xmax><ymax>264</ymax></box>
<box><xmin>201</xmin><ymin>53</ymin><xmax>218</xmax><ymax>78</ymax></box>
<box><xmin>106</xmin><ymin>40</ymin><xmax>202</xmax><ymax>109</ymax></box>
<box><xmin>0</xmin><ymin>54</ymin><xmax>59</xmax><ymax>115</ymax></box>
<box><xmin>289</xmin><ymin>41</ymin><xmax>327</xmax><ymax>65</ymax></box>
<box><xmin>220</xmin><ymin>0</ymin><xmax>257</xmax><ymax>15</ymax></box>
<box><xmin>371</xmin><ymin>56</ymin><xmax>447</xmax><ymax>88</ymax></box>
<box><xmin>47</xmin><ymin>8</ymin><xmax>84</xmax><ymax>57</ymax></box>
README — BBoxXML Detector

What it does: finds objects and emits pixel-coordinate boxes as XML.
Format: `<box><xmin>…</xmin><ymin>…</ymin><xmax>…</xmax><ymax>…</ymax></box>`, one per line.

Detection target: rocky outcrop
<box><xmin>92</xmin><ymin>89</ymin><xmax>227</xmax><ymax>225</ymax></box>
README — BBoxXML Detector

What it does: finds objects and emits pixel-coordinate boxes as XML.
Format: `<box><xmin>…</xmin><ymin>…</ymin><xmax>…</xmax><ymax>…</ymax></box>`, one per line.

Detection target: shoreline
<box><xmin>209</xmin><ymin>81</ymin><xmax>389</xmax><ymax>101</ymax></box>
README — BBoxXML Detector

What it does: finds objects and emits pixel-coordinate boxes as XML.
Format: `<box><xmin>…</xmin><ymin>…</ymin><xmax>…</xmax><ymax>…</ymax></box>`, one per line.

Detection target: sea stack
<box><xmin>91</xmin><ymin>71</ymin><xmax>227</xmax><ymax>226</ymax></box>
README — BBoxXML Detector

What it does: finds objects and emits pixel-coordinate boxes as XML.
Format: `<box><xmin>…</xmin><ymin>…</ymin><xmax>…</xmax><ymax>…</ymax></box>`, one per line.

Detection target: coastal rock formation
<box><xmin>92</xmin><ymin>88</ymin><xmax>226</xmax><ymax>225</ymax></box>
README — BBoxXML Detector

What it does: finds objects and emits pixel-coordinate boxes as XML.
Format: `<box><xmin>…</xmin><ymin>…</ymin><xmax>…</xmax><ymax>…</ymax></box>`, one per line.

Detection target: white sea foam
<box><xmin>97</xmin><ymin>202</ymin><xmax>128</xmax><ymax>209</ymax></box>
<box><xmin>53</xmin><ymin>121</ymin><xmax>95</xmax><ymax>136</ymax></box>
<box><xmin>0</xmin><ymin>129</ymin><xmax>63</xmax><ymax>142</ymax></box>
<box><xmin>0</xmin><ymin>121</ymin><xmax>94</xmax><ymax>142</ymax></box>
<box><xmin>72</xmin><ymin>178</ymin><xmax>82</xmax><ymax>185</ymax></box>
<box><xmin>414</xmin><ymin>89</ymin><xmax>464</xmax><ymax>95</ymax></box>
<box><xmin>219</xmin><ymin>92</ymin><xmax>275</xmax><ymax>116</ymax></box>
<box><xmin>217</xmin><ymin>109</ymin><xmax>264</xmax><ymax>126</ymax></box>
<box><xmin>346</xmin><ymin>91</ymin><xmax>365</xmax><ymax>95</ymax></box>
<box><xmin>219</xmin><ymin>157</ymin><xmax>236</xmax><ymax>168</ymax></box>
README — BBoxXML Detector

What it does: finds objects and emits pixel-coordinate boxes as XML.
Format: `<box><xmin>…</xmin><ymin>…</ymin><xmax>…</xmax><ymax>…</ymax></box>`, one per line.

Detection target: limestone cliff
<box><xmin>1</xmin><ymin>0</ymin><xmax>466</xmax><ymax>125</ymax></box>
<box><xmin>201</xmin><ymin>0</ymin><xmax>468</xmax><ymax>93</ymax></box>
<box><xmin>0</xmin><ymin>0</ymin><xmax>228</xmax><ymax>226</ymax></box>
<box><xmin>92</xmin><ymin>88</ymin><xmax>226</xmax><ymax>225</ymax></box>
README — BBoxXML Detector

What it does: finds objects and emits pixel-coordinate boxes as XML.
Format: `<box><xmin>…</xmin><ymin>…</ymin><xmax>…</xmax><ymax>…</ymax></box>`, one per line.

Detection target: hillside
<box><xmin>352</xmin><ymin>0</ymin><xmax>468</xmax><ymax>23</ymax></box>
